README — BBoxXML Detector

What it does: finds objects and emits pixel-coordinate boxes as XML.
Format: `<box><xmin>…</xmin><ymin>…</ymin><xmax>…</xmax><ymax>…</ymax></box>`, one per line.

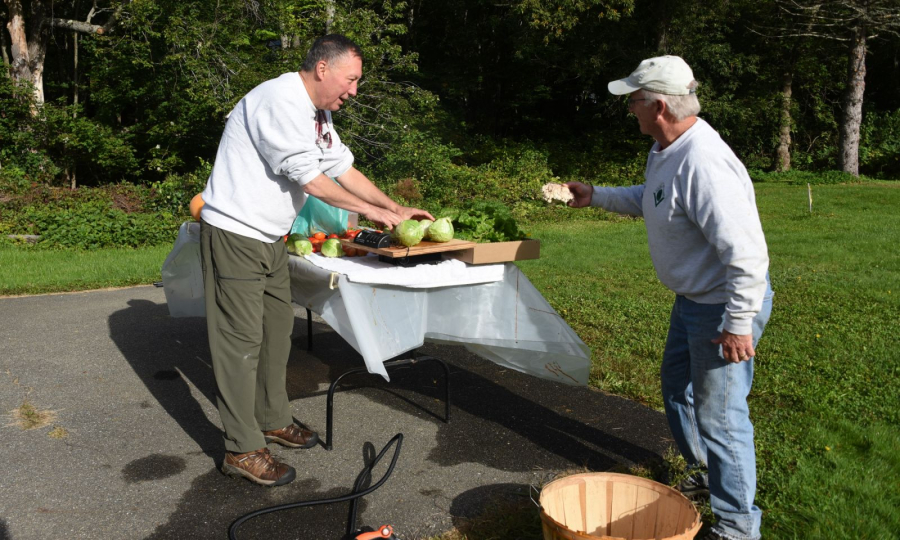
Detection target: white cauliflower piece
<box><xmin>541</xmin><ymin>183</ymin><xmax>573</xmax><ymax>204</ymax></box>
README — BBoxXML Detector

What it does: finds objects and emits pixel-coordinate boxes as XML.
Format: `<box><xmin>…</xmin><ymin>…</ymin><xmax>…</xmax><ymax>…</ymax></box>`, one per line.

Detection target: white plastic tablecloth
<box><xmin>162</xmin><ymin>222</ymin><xmax>591</xmax><ymax>386</ymax></box>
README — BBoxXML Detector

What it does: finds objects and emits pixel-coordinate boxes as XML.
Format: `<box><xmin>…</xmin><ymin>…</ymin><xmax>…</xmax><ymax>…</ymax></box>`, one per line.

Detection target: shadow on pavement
<box><xmin>143</xmin><ymin>469</ymin><xmax>371</xmax><ymax>540</ymax></box>
<box><xmin>140</xmin><ymin>437</ymin><xmax>398</xmax><ymax>540</ymax></box>
<box><xmin>291</xmin><ymin>329</ymin><xmax>667</xmax><ymax>472</ymax></box>
<box><xmin>448</xmin><ymin>482</ymin><xmax>540</xmax><ymax>529</ymax></box>
<box><xmin>108</xmin><ymin>298</ymin><xmax>669</xmax><ymax>539</ymax></box>
<box><xmin>108</xmin><ymin>299</ymin><xmax>222</xmax><ymax>459</ymax></box>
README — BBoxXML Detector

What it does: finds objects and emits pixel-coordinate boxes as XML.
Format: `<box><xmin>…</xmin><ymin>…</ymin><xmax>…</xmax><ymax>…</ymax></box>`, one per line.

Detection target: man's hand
<box><xmin>564</xmin><ymin>182</ymin><xmax>593</xmax><ymax>208</ymax></box>
<box><xmin>711</xmin><ymin>330</ymin><xmax>755</xmax><ymax>363</ymax></box>
<box><xmin>396</xmin><ymin>206</ymin><xmax>435</xmax><ymax>222</ymax></box>
<box><xmin>362</xmin><ymin>206</ymin><xmax>404</xmax><ymax>230</ymax></box>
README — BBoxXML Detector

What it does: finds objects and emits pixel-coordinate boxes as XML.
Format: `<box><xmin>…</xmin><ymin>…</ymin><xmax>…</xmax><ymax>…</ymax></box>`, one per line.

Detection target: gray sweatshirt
<box><xmin>201</xmin><ymin>72</ymin><xmax>355</xmax><ymax>242</ymax></box>
<box><xmin>591</xmin><ymin>118</ymin><xmax>769</xmax><ymax>335</ymax></box>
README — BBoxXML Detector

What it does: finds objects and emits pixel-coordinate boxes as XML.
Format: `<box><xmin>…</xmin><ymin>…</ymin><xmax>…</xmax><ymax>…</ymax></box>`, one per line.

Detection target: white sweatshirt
<box><xmin>200</xmin><ymin>72</ymin><xmax>355</xmax><ymax>242</ymax></box>
<box><xmin>591</xmin><ymin>118</ymin><xmax>769</xmax><ymax>335</ymax></box>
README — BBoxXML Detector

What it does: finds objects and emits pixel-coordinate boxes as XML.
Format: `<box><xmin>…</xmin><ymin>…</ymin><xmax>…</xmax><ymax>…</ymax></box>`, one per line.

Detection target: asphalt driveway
<box><xmin>0</xmin><ymin>285</ymin><xmax>671</xmax><ymax>540</ymax></box>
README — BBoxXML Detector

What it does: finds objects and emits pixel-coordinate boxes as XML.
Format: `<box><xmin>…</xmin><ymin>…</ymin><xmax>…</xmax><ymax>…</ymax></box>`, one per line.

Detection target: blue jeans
<box><xmin>661</xmin><ymin>285</ymin><xmax>773</xmax><ymax>540</ymax></box>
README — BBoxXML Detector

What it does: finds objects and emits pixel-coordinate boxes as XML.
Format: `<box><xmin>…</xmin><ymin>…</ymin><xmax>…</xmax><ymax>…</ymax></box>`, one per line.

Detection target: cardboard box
<box><xmin>444</xmin><ymin>239</ymin><xmax>540</xmax><ymax>265</ymax></box>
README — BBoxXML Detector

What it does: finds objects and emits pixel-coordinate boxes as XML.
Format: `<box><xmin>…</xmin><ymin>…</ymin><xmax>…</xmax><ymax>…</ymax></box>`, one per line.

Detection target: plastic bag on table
<box><xmin>290</xmin><ymin>190</ymin><xmax>349</xmax><ymax>237</ymax></box>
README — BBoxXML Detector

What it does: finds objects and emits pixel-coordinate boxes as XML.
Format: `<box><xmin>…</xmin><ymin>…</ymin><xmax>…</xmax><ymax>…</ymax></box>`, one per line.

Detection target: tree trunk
<box><xmin>654</xmin><ymin>0</ymin><xmax>669</xmax><ymax>52</ymax></box>
<box><xmin>5</xmin><ymin>0</ymin><xmax>50</xmax><ymax>103</ymax></box>
<box><xmin>325</xmin><ymin>0</ymin><xmax>335</xmax><ymax>34</ymax></box>
<box><xmin>6</xmin><ymin>0</ymin><xmax>34</xmax><ymax>86</ymax></box>
<box><xmin>26</xmin><ymin>0</ymin><xmax>50</xmax><ymax>103</ymax></box>
<box><xmin>839</xmin><ymin>25</ymin><xmax>866</xmax><ymax>176</ymax></box>
<box><xmin>73</xmin><ymin>32</ymin><xmax>79</xmax><ymax>111</ymax></box>
<box><xmin>1</xmin><ymin>18</ymin><xmax>10</xmax><ymax>67</ymax></box>
<box><xmin>4</xmin><ymin>0</ymin><xmax>115</xmax><ymax>104</ymax></box>
<box><xmin>776</xmin><ymin>69</ymin><xmax>793</xmax><ymax>172</ymax></box>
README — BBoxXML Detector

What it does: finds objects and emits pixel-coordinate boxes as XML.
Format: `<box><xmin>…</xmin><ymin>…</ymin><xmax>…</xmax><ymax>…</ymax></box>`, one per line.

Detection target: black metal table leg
<box><xmin>325</xmin><ymin>353</ymin><xmax>451</xmax><ymax>451</ymax></box>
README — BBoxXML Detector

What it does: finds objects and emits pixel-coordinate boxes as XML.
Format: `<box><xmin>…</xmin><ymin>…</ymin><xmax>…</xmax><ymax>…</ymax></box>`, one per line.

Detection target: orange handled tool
<box><xmin>354</xmin><ymin>525</ymin><xmax>395</xmax><ymax>539</ymax></box>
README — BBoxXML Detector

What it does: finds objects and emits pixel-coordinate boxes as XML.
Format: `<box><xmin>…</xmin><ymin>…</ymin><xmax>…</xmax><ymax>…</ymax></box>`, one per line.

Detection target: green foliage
<box><xmin>860</xmin><ymin>109</ymin><xmax>900</xmax><ymax>178</ymax></box>
<box><xmin>516</xmin><ymin>0</ymin><xmax>635</xmax><ymax>40</ymax></box>
<box><xmin>0</xmin><ymin>74</ymin><xmax>138</xmax><ymax>187</ymax></box>
<box><xmin>0</xmin><ymin>78</ymin><xmax>61</xmax><ymax>185</ymax></box>
<box><xmin>373</xmin><ymin>128</ymin><xmax>469</xmax><ymax>204</ymax></box>
<box><xmin>147</xmin><ymin>159</ymin><xmax>213</xmax><ymax>216</ymax></box>
<box><xmin>41</xmin><ymin>101</ymin><xmax>140</xmax><ymax>182</ymax></box>
<box><xmin>373</xmin><ymin>131</ymin><xmax>560</xmax><ymax>209</ymax></box>
<box><xmin>474</xmin><ymin>142</ymin><xmax>557</xmax><ymax>203</ymax></box>
<box><xmin>0</xmin><ymin>166</ymin><xmax>33</xmax><ymax>194</ymax></box>
<box><xmin>85</xmin><ymin>0</ymin><xmax>273</xmax><ymax>180</ymax></box>
<box><xmin>16</xmin><ymin>201</ymin><xmax>179</xmax><ymax>249</ymax></box>
<box><xmin>333</xmin><ymin>0</ymin><xmax>440</xmax><ymax>163</ymax></box>
<box><xmin>1</xmin><ymin>184</ymin><xmax>178</xmax><ymax>250</ymax></box>
<box><xmin>444</xmin><ymin>200</ymin><xmax>529</xmax><ymax>242</ymax></box>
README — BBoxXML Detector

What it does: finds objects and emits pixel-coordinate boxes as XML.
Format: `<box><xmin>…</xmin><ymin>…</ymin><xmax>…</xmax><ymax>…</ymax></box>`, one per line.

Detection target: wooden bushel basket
<box><xmin>538</xmin><ymin>472</ymin><xmax>701</xmax><ymax>540</ymax></box>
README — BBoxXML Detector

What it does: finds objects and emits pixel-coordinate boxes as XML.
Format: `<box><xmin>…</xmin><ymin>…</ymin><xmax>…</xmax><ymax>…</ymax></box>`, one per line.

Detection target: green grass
<box><xmin>2</xmin><ymin>182</ymin><xmax>898</xmax><ymax>539</ymax></box>
<box><xmin>0</xmin><ymin>244</ymin><xmax>172</xmax><ymax>296</ymax></box>
<box><xmin>513</xmin><ymin>181</ymin><xmax>900</xmax><ymax>539</ymax></box>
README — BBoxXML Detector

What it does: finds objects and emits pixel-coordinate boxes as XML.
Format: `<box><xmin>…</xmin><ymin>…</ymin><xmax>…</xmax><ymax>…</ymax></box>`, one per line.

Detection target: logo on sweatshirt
<box><xmin>653</xmin><ymin>186</ymin><xmax>665</xmax><ymax>207</ymax></box>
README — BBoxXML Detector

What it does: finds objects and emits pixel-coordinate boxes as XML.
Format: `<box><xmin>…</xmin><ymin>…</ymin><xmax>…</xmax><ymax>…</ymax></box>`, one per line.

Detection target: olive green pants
<box><xmin>200</xmin><ymin>222</ymin><xmax>294</xmax><ymax>453</ymax></box>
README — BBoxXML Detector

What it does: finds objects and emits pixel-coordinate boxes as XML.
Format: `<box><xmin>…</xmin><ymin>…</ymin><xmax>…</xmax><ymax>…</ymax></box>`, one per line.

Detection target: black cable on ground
<box><xmin>228</xmin><ymin>433</ymin><xmax>403</xmax><ymax>540</ymax></box>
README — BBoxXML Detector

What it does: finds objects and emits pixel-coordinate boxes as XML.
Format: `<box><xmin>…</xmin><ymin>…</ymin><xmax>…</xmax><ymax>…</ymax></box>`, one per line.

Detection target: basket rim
<box><xmin>540</xmin><ymin>472</ymin><xmax>688</xmax><ymax>499</ymax></box>
<box><xmin>537</xmin><ymin>472</ymin><xmax>701</xmax><ymax>540</ymax></box>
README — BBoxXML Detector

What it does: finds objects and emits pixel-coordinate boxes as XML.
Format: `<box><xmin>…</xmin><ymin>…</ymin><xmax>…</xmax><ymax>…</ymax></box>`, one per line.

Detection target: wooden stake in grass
<box><xmin>808</xmin><ymin>183</ymin><xmax>813</xmax><ymax>213</ymax></box>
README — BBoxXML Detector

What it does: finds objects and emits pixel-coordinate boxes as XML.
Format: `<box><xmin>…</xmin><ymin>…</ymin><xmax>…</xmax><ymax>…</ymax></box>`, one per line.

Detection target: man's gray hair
<box><xmin>643</xmin><ymin>81</ymin><xmax>701</xmax><ymax>121</ymax></box>
<box><xmin>301</xmin><ymin>34</ymin><xmax>362</xmax><ymax>72</ymax></box>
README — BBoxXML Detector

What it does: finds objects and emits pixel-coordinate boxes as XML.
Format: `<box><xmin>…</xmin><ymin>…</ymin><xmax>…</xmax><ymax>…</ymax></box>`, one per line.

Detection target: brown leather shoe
<box><xmin>222</xmin><ymin>448</ymin><xmax>296</xmax><ymax>487</ymax></box>
<box><xmin>263</xmin><ymin>423</ymin><xmax>319</xmax><ymax>449</ymax></box>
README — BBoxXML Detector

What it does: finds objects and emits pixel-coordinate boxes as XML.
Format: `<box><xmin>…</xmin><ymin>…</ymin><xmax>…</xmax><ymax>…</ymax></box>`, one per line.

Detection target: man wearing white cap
<box><xmin>566</xmin><ymin>56</ymin><xmax>773</xmax><ymax>540</ymax></box>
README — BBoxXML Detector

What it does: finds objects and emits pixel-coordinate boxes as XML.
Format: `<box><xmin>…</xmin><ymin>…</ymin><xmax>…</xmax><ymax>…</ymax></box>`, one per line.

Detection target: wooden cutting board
<box><xmin>341</xmin><ymin>238</ymin><xmax>475</xmax><ymax>258</ymax></box>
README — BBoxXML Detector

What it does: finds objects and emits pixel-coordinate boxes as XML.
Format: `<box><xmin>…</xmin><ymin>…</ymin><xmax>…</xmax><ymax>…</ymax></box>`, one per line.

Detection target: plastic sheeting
<box><xmin>162</xmin><ymin>222</ymin><xmax>591</xmax><ymax>386</ymax></box>
<box><xmin>161</xmin><ymin>222</ymin><xmax>205</xmax><ymax>318</ymax></box>
<box><xmin>288</xmin><ymin>257</ymin><xmax>590</xmax><ymax>386</ymax></box>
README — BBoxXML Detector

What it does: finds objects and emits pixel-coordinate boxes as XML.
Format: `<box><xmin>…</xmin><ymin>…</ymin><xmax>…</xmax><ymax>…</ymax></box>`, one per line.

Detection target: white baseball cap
<box><xmin>608</xmin><ymin>55</ymin><xmax>695</xmax><ymax>96</ymax></box>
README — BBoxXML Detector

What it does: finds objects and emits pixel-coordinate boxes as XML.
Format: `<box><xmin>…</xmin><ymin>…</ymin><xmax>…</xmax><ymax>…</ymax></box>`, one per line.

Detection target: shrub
<box><xmin>474</xmin><ymin>143</ymin><xmax>556</xmax><ymax>204</ymax></box>
<box><xmin>373</xmin><ymin>129</ymin><xmax>466</xmax><ymax>204</ymax></box>
<box><xmin>860</xmin><ymin>109</ymin><xmax>900</xmax><ymax>178</ymax></box>
<box><xmin>0</xmin><ymin>78</ymin><xmax>62</xmax><ymax>185</ymax></box>
<box><xmin>147</xmin><ymin>159</ymin><xmax>212</xmax><ymax>216</ymax></box>
<box><xmin>391</xmin><ymin>178</ymin><xmax>423</xmax><ymax>203</ymax></box>
<box><xmin>15</xmin><ymin>201</ymin><xmax>179</xmax><ymax>249</ymax></box>
<box><xmin>0</xmin><ymin>166</ymin><xmax>32</xmax><ymax>194</ymax></box>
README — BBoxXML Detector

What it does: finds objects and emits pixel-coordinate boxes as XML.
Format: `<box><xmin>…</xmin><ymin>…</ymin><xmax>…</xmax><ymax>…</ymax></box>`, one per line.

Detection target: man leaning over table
<box><xmin>565</xmin><ymin>56</ymin><xmax>774</xmax><ymax>540</ymax></box>
<box><xmin>199</xmin><ymin>34</ymin><xmax>433</xmax><ymax>487</ymax></box>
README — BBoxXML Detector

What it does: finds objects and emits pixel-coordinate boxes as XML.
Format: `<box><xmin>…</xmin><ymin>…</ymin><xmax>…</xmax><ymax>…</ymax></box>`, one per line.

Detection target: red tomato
<box><xmin>313</xmin><ymin>232</ymin><xmax>326</xmax><ymax>241</ymax></box>
<box><xmin>328</xmin><ymin>233</ymin><xmax>339</xmax><ymax>239</ymax></box>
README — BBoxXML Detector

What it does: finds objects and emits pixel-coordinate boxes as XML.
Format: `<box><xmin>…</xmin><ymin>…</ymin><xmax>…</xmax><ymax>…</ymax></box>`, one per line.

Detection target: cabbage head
<box><xmin>321</xmin><ymin>238</ymin><xmax>344</xmax><ymax>257</ymax></box>
<box><xmin>419</xmin><ymin>219</ymin><xmax>434</xmax><ymax>236</ymax></box>
<box><xmin>286</xmin><ymin>234</ymin><xmax>313</xmax><ymax>256</ymax></box>
<box><xmin>394</xmin><ymin>219</ymin><xmax>426</xmax><ymax>247</ymax></box>
<box><xmin>426</xmin><ymin>217</ymin><xmax>454</xmax><ymax>243</ymax></box>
